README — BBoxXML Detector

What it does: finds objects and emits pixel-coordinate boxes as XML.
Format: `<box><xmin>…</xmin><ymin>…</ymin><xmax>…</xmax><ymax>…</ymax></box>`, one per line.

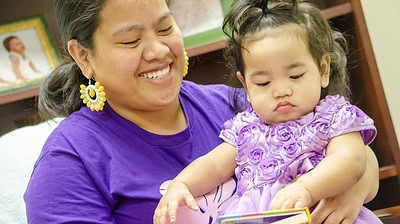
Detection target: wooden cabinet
<box><xmin>1</xmin><ymin>0</ymin><xmax>399</xmax><ymax>212</ymax></box>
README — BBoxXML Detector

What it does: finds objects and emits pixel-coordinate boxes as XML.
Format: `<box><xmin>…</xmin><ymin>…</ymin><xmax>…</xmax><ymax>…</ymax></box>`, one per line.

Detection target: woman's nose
<box><xmin>142</xmin><ymin>38</ymin><xmax>169</xmax><ymax>62</ymax></box>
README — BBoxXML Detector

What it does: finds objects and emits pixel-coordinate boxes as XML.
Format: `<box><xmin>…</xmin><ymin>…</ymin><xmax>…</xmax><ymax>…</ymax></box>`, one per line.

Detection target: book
<box><xmin>217</xmin><ymin>207</ymin><xmax>311</xmax><ymax>224</ymax></box>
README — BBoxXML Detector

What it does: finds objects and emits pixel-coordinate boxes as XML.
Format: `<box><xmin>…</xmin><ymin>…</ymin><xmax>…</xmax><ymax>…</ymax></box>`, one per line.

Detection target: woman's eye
<box><xmin>158</xmin><ymin>25</ymin><xmax>173</xmax><ymax>34</ymax></box>
<box><xmin>290</xmin><ymin>73</ymin><xmax>305</xmax><ymax>79</ymax></box>
<box><xmin>257</xmin><ymin>81</ymin><xmax>270</xmax><ymax>86</ymax></box>
<box><xmin>121</xmin><ymin>39</ymin><xmax>140</xmax><ymax>47</ymax></box>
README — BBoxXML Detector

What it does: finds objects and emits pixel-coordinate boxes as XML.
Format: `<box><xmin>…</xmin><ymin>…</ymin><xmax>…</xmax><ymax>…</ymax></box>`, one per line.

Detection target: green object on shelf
<box><xmin>182</xmin><ymin>0</ymin><xmax>233</xmax><ymax>49</ymax></box>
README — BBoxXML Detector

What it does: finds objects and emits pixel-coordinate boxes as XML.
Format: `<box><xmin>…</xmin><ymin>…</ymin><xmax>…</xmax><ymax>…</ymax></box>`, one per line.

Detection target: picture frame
<box><xmin>0</xmin><ymin>15</ymin><xmax>59</xmax><ymax>96</ymax></box>
<box><xmin>169</xmin><ymin>0</ymin><xmax>233</xmax><ymax>49</ymax></box>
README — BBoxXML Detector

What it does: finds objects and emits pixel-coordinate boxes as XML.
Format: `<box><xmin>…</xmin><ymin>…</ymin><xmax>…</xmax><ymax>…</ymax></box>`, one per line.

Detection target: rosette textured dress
<box><xmin>219</xmin><ymin>95</ymin><xmax>382</xmax><ymax>223</ymax></box>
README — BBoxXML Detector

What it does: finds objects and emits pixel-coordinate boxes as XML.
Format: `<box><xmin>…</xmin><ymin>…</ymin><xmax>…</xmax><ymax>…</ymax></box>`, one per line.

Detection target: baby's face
<box><xmin>9</xmin><ymin>38</ymin><xmax>25</xmax><ymax>54</ymax></box>
<box><xmin>240</xmin><ymin>29</ymin><xmax>329</xmax><ymax>125</ymax></box>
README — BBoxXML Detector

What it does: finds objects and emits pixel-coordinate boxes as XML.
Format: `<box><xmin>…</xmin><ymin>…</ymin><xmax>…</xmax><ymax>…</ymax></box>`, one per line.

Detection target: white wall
<box><xmin>361</xmin><ymin>0</ymin><xmax>400</xmax><ymax>145</ymax></box>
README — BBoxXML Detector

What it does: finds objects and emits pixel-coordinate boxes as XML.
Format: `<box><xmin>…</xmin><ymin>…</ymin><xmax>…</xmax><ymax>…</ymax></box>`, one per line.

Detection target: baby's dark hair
<box><xmin>223</xmin><ymin>0</ymin><xmax>351</xmax><ymax>111</ymax></box>
<box><xmin>2</xmin><ymin>36</ymin><xmax>18</xmax><ymax>52</ymax></box>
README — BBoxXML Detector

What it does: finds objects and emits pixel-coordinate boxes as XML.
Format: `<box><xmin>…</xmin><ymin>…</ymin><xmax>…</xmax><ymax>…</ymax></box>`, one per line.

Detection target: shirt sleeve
<box><xmin>24</xmin><ymin>136</ymin><xmax>116</xmax><ymax>224</ymax></box>
<box><xmin>326</xmin><ymin>95</ymin><xmax>377</xmax><ymax>145</ymax></box>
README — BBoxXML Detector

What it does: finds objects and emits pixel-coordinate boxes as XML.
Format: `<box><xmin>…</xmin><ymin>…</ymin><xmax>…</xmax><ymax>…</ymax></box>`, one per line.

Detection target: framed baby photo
<box><xmin>0</xmin><ymin>14</ymin><xmax>59</xmax><ymax>95</ymax></box>
<box><xmin>169</xmin><ymin>0</ymin><xmax>233</xmax><ymax>49</ymax></box>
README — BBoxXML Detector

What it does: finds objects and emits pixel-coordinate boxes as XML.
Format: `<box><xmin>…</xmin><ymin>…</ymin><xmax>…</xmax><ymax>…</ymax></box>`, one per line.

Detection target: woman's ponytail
<box><xmin>38</xmin><ymin>60</ymin><xmax>87</xmax><ymax>120</ymax></box>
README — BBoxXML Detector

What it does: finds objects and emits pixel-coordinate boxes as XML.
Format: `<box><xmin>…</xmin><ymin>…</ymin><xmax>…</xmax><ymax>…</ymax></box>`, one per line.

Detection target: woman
<box><xmin>24</xmin><ymin>0</ymin><xmax>379</xmax><ymax>223</ymax></box>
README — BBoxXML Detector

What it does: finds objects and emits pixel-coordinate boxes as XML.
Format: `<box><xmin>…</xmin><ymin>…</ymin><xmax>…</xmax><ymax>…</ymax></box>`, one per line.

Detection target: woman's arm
<box><xmin>310</xmin><ymin>145</ymin><xmax>379</xmax><ymax>224</ymax></box>
<box><xmin>154</xmin><ymin>142</ymin><xmax>237</xmax><ymax>224</ymax></box>
<box><xmin>270</xmin><ymin>132</ymin><xmax>367</xmax><ymax>210</ymax></box>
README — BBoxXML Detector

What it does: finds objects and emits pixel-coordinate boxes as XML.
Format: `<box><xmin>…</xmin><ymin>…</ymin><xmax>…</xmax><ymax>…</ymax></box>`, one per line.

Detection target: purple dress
<box><xmin>220</xmin><ymin>95</ymin><xmax>382</xmax><ymax>223</ymax></box>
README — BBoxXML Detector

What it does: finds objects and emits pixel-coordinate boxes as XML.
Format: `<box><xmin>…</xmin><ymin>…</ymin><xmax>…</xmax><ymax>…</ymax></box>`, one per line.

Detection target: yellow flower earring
<box><xmin>80</xmin><ymin>79</ymin><xmax>106</xmax><ymax>111</ymax></box>
<box><xmin>183</xmin><ymin>50</ymin><xmax>189</xmax><ymax>77</ymax></box>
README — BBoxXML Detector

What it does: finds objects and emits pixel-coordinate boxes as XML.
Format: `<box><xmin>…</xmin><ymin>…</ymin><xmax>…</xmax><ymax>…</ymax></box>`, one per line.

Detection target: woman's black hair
<box><xmin>38</xmin><ymin>0</ymin><xmax>106</xmax><ymax>120</ymax></box>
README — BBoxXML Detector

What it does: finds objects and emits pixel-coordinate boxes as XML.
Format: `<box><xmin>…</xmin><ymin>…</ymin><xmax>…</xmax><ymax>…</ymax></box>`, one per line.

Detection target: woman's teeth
<box><xmin>140</xmin><ymin>66</ymin><xmax>170</xmax><ymax>79</ymax></box>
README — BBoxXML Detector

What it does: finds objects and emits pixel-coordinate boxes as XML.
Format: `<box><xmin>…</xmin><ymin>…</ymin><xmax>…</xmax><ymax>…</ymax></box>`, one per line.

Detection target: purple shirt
<box><xmin>24</xmin><ymin>81</ymin><xmax>240</xmax><ymax>223</ymax></box>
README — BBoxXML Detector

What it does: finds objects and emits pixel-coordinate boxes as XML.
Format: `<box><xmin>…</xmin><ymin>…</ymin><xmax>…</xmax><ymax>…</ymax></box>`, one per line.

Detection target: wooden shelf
<box><xmin>187</xmin><ymin>39</ymin><xmax>228</xmax><ymax>57</ymax></box>
<box><xmin>186</xmin><ymin>2</ymin><xmax>353</xmax><ymax>57</ymax></box>
<box><xmin>373</xmin><ymin>205</ymin><xmax>400</xmax><ymax>218</ymax></box>
<box><xmin>0</xmin><ymin>87</ymin><xmax>40</xmax><ymax>105</ymax></box>
<box><xmin>323</xmin><ymin>2</ymin><xmax>352</xmax><ymax>19</ymax></box>
<box><xmin>379</xmin><ymin>165</ymin><xmax>398</xmax><ymax>180</ymax></box>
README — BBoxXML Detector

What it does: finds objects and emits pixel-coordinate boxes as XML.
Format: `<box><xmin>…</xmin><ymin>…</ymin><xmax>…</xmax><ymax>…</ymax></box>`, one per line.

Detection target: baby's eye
<box><xmin>120</xmin><ymin>39</ymin><xmax>141</xmax><ymax>47</ymax></box>
<box><xmin>257</xmin><ymin>81</ymin><xmax>270</xmax><ymax>86</ymax></box>
<box><xmin>290</xmin><ymin>73</ymin><xmax>305</xmax><ymax>79</ymax></box>
<box><xmin>158</xmin><ymin>25</ymin><xmax>173</xmax><ymax>35</ymax></box>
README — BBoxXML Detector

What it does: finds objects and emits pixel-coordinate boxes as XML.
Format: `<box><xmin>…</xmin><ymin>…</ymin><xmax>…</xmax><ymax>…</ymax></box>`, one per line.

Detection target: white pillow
<box><xmin>0</xmin><ymin>118</ymin><xmax>63</xmax><ymax>224</ymax></box>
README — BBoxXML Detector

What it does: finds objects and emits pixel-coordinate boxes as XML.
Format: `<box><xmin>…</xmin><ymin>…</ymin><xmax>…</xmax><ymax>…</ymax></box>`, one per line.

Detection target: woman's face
<box><xmin>88</xmin><ymin>0</ymin><xmax>185</xmax><ymax>115</ymax></box>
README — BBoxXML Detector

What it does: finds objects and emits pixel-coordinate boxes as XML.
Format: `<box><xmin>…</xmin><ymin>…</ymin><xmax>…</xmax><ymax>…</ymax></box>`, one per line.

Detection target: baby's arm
<box><xmin>10</xmin><ymin>55</ymin><xmax>26</xmax><ymax>80</ymax></box>
<box><xmin>363</xmin><ymin>145</ymin><xmax>380</xmax><ymax>203</ymax></box>
<box><xmin>0</xmin><ymin>78</ymin><xmax>10</xmax><ymax>83</ymax></box>
<box><xmin>310</xmin><ymin>145</ymin><xmax>379</xmax><ymax>223</ymax></box>
<box><xmin>29</xmin><ymin>60</ymin><xmax>41</xmax><ymax>73</ymax></box>
<box><xmin>270</xmin><ymin>131</ymin><xmax>367</xmax><ymax>210</ymax></box>
<box><xmin>153</xmin><ymin>142</ymin><xmax>237</xmax><ymax>224</ymax></box>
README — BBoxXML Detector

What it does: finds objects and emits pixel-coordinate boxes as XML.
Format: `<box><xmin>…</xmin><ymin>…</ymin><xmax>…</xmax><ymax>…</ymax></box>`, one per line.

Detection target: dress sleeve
<box><xmin>219</xmin><ymin>115</ymin><xmax>241</xmax><ymax>147</ymax></box>
<box><xmin>325</xmin><ymin>95</ymin><xmax>377</xmax><ymax>145</ymax></box>
<box><xmin>219</xmin><ymin>106</ymin><xmax>263</xmax><ymax>147</ymax></box>
<box><xmin>219</xmin><ymin>108</ymin><xmax>252</xmax><ymax>147</ymax></box>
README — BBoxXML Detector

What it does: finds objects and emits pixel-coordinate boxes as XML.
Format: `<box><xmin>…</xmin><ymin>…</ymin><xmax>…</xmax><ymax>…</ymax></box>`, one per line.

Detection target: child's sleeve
<box><xmin>219</xmin><ymin>110</ymin><xmax>248</xmax><ymax>147</ymax></box>
<box><xmin>326</xmin><ymin>95</ymin><xmax>377</xmax><ymax>145</ymax></box>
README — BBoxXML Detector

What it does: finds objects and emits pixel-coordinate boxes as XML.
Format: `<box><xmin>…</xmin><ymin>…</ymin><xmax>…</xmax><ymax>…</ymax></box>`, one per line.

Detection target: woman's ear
<box><xmin>68</xmin><ymin>39</ymin><xmax>94</xmax><ymax>79</ymax></box>
<box><xmin>237</xmin><ymin>71</ymin><xmax>251</xmax><ymax>103</ymax></box>
<box><xmin>320</xmin><ymin>54</ymin><xmax>330</xmax><ymax>88</ymax></box>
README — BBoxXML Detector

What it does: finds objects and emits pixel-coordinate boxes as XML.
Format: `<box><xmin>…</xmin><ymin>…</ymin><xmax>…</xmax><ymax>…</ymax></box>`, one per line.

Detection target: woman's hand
<box><xmin>153</xmin><ymin>181</ymin><xmax>199</xmax><ymax>224</ymax></box>
<box><xmin>310</xmin><ymin>190</ymin><xmax>364</xmax><ymax>224</ymax></box>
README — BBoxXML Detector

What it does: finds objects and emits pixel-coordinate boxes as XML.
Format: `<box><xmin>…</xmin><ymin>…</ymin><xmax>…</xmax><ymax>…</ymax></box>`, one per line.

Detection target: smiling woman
<box><xmin>24</xmin><ymin>0</ymin><xmax>241</xmax><ymax>222</ymax></box>
<box><xmin>23</xmin><ymin>0</ymin><xmax>381</xmax><ymax>223</ymax></box>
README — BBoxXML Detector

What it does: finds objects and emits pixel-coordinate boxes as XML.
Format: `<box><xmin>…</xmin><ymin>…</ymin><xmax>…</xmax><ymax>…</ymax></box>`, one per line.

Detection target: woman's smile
<box><xmin>139</xmin><ymin>64</ymin><xmax>171</xmax><ymax>79</ymax></box>
<box><xmin>138</xmin><ymin>64</ymin><xmax>174</xmax><ymax>86</ymax></box>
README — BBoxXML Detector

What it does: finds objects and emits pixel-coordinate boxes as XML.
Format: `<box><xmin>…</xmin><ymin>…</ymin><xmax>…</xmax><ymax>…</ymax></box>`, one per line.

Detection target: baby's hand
<box><xmin>153</xmin><ymin>181</ymin><xmax>199</xmax><ymax>224</ymax></box>
<box><xmin>269</xmin><ymin>181</ymin><xmax>312</xmax><ymax>210</ymax></box>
